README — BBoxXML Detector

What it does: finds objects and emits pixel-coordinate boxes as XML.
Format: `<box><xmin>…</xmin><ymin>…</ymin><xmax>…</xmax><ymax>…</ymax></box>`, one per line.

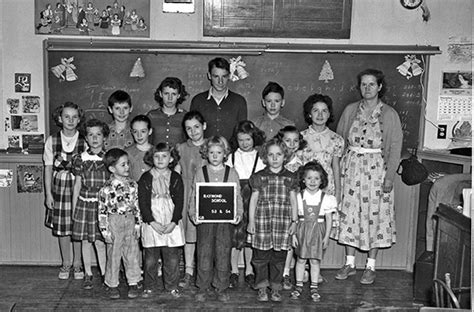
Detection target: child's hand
<box><xmin>247</xmin><ymin>221</ymin><xmax>255</xmax><ymax>234</ymax></box>
<box><xmin>134</xmin><ymin>224</ymin><xmax>141</xmax><ymax>239</ymax></box>
<box><xmin>292</xmin><ymin>235</ymin><xmax>298</xmax><ymax>248</ymax></box>
<box><xmin>232</xmin><ymin>215</ymin><xmax>242</xmax><ymax>225</ymax></box>
<box><xmin>190</xmin><ymin>215</ymin><xmax>200</xmax><ymax>225</ymax></box>
<box><xmin>45</xmin><ymin>193</ymin><xmax>54</xmax><ymax>210</ymax></box>
<box><xmin>162</xmin><ymin>222</ymin><xmax>176</xmax><ymax>234</ymax></box>
<box><xmin>322</xmin><ymin>236</ymin><xmax>330</xmax><ymax>250</ymax></box>
<box><xmin>101</xmin><ymin>230</ymin><xmax>113</xmax><ymax>244</ymax></box>
<box><xmin>151</xmin><ymin>222</ymin><xmax>164</xmax><ymax>235</ymax></box>
<box><xmin>288</xmin><ymin>222</ymin><xmax>297</xmax><ymax>235</ymax></box>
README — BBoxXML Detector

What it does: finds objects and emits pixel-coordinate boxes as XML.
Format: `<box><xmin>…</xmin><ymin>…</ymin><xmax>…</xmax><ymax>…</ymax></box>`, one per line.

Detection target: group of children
<box><xmin>44</xmin><ymin>77</ymin><xmax>344</xmax><ymax>303</ymax></box>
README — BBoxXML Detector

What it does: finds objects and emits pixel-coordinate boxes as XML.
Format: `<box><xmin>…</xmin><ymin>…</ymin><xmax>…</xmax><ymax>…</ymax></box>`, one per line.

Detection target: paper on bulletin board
<box><xmin>0</xmin><ymin>169</ymin><xmax>13</xmax><ymax>187</ymax></box>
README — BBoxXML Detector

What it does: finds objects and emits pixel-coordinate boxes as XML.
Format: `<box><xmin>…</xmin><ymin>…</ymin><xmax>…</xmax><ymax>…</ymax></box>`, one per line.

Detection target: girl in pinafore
<box><xmin>72</xmin><ymin>118</ymin><xmax>110</xmax><ymax>290</ymax></box>
<box><xmin>247</xmin><ymin>137</ymin><xmax>298</xmax><ymax>302</ymax></box>
<box><xmin>226</xmin><ymin>120</ymin><xmax>266</xmax><ymax>288</ymax></box>
<box><xmin>44</xmin><ymin>102</ymin><xmax>86</xmax><ymax>280</ymax></box>
<box><xmin>291</xmin><ymin>162</ymin><xmax>336</xmax><ymax>302</ymax></box>
<box><xmin>138</xmin><ymin>143</ymin><xmax>185</xmax><ymax>299</ymax></box>
<box><xmin>174</xmin><ymin>111</ymin><xmax>208</xmax><ymax>289</ymax></box>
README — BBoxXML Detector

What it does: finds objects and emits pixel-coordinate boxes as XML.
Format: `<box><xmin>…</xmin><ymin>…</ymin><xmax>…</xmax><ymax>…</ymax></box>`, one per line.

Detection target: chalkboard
<box><xmin>46</xmin><ymin>41</ymin><xmax>438</xmax><ymax>152</ymax></box>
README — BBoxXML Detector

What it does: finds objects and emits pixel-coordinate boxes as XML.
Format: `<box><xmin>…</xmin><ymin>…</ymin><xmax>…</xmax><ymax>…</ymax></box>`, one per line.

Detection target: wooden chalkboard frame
<box><xmin>43</xmin><ymin>39</ymin><xmax>440</xmax><ymax>153</ymax></box>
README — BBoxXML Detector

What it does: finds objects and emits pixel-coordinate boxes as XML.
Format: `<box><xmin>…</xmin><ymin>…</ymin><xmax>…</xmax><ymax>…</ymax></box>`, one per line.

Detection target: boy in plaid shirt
<box><xmin>99</xmin><ymin>148</ymin><xmax>142</xmax><ymax>299</ymax></box>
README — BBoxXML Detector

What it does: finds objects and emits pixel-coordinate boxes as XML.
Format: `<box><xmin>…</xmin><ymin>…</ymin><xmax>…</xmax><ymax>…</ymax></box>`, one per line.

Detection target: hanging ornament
<box><xmin>318</xmin><ymin>60</ymin><xmax>334</xmax><ymax>83</ymax></box>
<box><xmin>397</xmin><ymin>55</ymin><xmax>423</xmax><ymax>79</ymax></box>
<box><xmin>229</xmin><ymin>56</ymin><xmax>249</xmax><ymax>82</ymax></box>
<box><xmin>130</xmin><ymin>57</ymin><xmax>145</xmax><ymax>79</ymax></box>
<box><xmin>50</xmin><ymin>57</ymin><xmax>78</xmax><ymax>82</ymax></box>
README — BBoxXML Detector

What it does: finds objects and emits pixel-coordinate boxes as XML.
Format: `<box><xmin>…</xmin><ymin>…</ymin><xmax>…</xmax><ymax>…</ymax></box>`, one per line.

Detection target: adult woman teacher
<box><xmin>335</xmin><ymin>69</ymin><xmax>403</xmax><ymax>285</ymax></box>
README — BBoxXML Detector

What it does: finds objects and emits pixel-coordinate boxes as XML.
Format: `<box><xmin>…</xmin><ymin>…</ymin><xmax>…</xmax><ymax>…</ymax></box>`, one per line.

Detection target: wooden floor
<box><xmin>0</xmin><ymin>265</ymin><xmax>426</xmax><ymax>312</ymax></box>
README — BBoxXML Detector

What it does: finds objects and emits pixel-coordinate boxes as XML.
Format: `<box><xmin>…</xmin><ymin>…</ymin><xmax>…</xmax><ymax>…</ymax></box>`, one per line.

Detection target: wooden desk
<box><xmin>434</xmin><ymin>204</ymin><xmax>471</xmax><ymax>309</ymax></box>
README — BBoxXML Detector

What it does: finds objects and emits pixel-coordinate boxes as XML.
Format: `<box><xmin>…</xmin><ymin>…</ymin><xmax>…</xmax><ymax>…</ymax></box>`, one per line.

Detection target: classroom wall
<box><xmin>0</xmin><ymin>0</ymin><xmax>472</xmax><ymax>150</ymax></box>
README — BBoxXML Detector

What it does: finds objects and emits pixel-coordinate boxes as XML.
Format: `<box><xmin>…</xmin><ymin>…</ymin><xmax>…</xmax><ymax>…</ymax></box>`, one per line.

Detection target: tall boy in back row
<box><xmin>190</xmin><ymin>57</ymin><xmax>247</xmax><ymax>141</ymax></box>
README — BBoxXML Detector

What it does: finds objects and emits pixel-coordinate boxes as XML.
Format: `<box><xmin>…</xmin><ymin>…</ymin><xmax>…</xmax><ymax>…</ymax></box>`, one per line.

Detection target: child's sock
<box><xmin>366</xmin><ymin>258</ymin><xmax>376</xmax><ymax>271</ymax></box>
<box><xmin>283</xmin><ymin>267</ymin><xmax>290</xmax><ymax>277</ymax></box>
<box><xmin>345</xmin><ymin>255</ymin><xmax>355</xmax><ymax>268</ymax></box>
<box><xmin>310</xmin><ymin>281</ymin><xmax>318</xmax><ymax>289</ymax></box>
<box><xmin>295</xmin><ymin>281</ymin><xmax>303</xmax><ymax>288</ymax></box>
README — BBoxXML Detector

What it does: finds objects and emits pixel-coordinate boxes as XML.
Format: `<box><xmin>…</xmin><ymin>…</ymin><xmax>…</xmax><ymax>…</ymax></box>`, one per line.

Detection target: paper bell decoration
<box><xmin>130</xmin><ymin>57</ymin><xmax>145</xmax><ymax>78</ymax></box>
<box><xmin>397</xmin><ymin>55</ymin><xmax>423</xmax><ymax>79</ymax></box>
<box><xmin>229</xmin><ymin>56</ymin><xmax>249</xmax><ymax>82</ymax></box>
<box><xmin>51</xmin><ymin>57</ymin><xmax>78</xmax><ymax>82</ymax></box>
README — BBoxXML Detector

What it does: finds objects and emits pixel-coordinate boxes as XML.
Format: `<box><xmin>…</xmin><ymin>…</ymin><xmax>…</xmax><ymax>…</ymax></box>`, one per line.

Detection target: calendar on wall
<box><xmin>437</xmin><ymin>95</ymin><xmax>472</xmax><ymax>121</ymax></box>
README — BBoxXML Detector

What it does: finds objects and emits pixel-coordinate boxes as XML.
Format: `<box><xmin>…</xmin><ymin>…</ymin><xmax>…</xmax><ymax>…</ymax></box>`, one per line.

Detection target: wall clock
<box><xmin>400</xmin><ymin>0</ymin><xmax>423</xmax><ymax>10</ymax></box>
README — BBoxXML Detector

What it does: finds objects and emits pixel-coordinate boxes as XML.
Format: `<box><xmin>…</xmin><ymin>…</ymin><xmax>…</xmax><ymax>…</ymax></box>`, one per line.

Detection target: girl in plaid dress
<box><xmin>44</xmin><ymin>102</ymin><xmax>86</xmax><ymax>280</ymax></box>
<box><xmin>247</xmin><ymin>138</ymin><xmax>298</xmax><ymax>302</ymax></box>
<box><xmin>72</xmin><ymin>119</ymin><xmax>110</xmax><ymax>290</ymax></box>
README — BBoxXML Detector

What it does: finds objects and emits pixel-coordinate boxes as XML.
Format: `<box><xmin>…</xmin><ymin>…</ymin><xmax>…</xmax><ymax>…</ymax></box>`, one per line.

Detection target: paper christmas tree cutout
<box><xmin>130</xmin><ymin>57</ymin><xmax>145</xmax><ymax>78</ymax></box>
<box><xmin>319</xmin><ymin>60</ymin><xmax>334</xmax><ymax>83</ymax></box>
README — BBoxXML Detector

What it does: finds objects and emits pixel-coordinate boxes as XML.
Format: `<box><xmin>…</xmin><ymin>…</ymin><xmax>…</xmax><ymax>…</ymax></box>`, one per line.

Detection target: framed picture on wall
<box><xmin>34</xmin><ymin>0</ymin><xmax>150</xmax><ymax>38</ymax></box>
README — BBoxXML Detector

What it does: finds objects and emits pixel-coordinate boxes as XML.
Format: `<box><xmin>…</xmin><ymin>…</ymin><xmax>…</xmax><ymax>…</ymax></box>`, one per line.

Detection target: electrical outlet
<box><xmin>437</xmin><ymin>124</ymin><xmax>447</xmax><ymax>139</ymax></box>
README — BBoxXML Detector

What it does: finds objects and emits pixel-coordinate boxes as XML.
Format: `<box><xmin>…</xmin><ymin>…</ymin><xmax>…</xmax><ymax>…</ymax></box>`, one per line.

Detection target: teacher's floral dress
<box><xmin>337</xmin><ymin>103</ymin><xmax>396</xmax><ymax>251</ymax></box>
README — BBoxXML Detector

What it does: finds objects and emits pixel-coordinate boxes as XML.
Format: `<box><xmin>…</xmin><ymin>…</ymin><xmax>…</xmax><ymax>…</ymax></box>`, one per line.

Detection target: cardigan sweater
<box><xmin>336</xmin><ymin>101</ymin><xmax>403</xmax><ymax>182</ymax></box>
<box><xmin>138</xmin><ymin>170</ymin><xmax>184</xmax><ymax>225</ymax></box>
<box><xmin>190</xmin><ymin>89</ymin><xmax>247</xmax><ymax>140</ymax></box>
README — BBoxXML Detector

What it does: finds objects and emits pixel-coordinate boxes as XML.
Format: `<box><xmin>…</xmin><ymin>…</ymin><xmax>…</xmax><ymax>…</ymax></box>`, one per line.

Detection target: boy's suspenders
<box><xmin>231</xmin><ymin>151</ymin><xmax>260</xmax><ymax>176</ymax></box>
<box><xmin>202</xmin><ymin>165</ymin><xmax>230</xmax><ymax>183</ymax></box>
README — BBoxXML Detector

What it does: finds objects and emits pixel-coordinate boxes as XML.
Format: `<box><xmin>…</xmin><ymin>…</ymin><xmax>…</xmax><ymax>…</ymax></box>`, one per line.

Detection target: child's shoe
<box><xmin>83</xmin><ymin>275</ymin><xmax>93</xmax><ymax>290</ymax></box>
<box><xmin>128</xmin><ymin>285</ymin><xmax>139</xmax><ymax>299</ymax></box>
<box><xmin>107</xmin><ymin>286</ymin><xmax>120</xmax><ymax>300</ymax></box>
<box><xmin>310</xmin><ymin>288</ymin><xmax>321</xmax><ymax>302</ymax></box>
<box><xmin>257</xmin><ymin>288</ymin><xmax>269</xmax><ymax>302</ymax></box>
<box><xmin>244</xmin><ymin>274</ymin><xmax>255</xmax><ymax>288</ymax></box>
<box><xmin>229</xmin><ymin>273</ymin><xmax>239</xmax><ymax>288</ymax></box>
<box><xmin>58</xmin><ymin>265</ymin><xmax>71</xmax><ymax>280</ymax></box>
<box><xmin>290</xmin><ymin>286</ymin><xmax>303</xmax><ymax>300</ymax></box>
<box><xmin>270</xmin><ymin>289</ymin><xmax>282</xmax><ymax>302</ymax></box>
<box><xmin>282</xmin><ymin>275</ymin><xmax>292</xmax><ymax>290</ymax></box>
<box><xmin>170</xmin><ymin>289</ymin><xmax>181</xmax><ymax>299</ymax></box>
<box><xmin>141</xmin><ymin>289</ymin><xmax>153</xmax><ymax>298</ymax></box>
<box><xmin>73</xmin><ymin>266</ymin><xmax>84</xmax><ymax>280</ymax></box>
<box><xmin>178</xmin><ymin>273</ymin><xmax>193</xmax><ymax>289</ymax></box>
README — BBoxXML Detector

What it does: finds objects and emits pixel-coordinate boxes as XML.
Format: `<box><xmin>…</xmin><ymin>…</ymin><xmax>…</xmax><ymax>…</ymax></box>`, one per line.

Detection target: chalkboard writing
<box><xmin>47</xmin><ymin>50</ymin><xmax>426</xmax><ymax>151</ymax></box>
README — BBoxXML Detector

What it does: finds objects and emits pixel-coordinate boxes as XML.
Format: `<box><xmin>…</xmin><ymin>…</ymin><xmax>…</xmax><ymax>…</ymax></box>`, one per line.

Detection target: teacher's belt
<box><xmin>79</xmin><ymin>196</ymin><xmax>98</xmax><ymax>202</ymax></box>
<box><xmin>348</xmin><ymin>146</ymin><xmax>382</xmax><ymax>154</ymax></box>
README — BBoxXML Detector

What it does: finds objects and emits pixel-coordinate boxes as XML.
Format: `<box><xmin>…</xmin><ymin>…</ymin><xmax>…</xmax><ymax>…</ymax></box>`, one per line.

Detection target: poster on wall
<box><xmin>34</xmin><ymin>0</ymin><xmax>150</xmax><ymax>38</ymax></box>
<box><xmin>0</xmin><ymin>169</ymin><xmax>13</xmax><ymax>188</ymax></box>
<box><xmin>17</xmin><ymin>165</ymin><xmax>43</xmax><ymax>193</ymax></box>
<box><xmin>14</xmin><ymin>73</ymin><xmax>31</xmax><ymax>93</ymax></box>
